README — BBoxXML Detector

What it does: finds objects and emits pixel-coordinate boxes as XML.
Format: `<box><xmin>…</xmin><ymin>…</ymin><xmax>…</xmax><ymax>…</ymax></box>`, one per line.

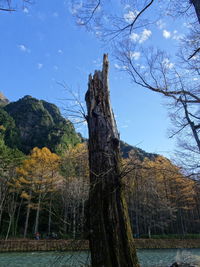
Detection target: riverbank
<box><xmin>0</xmin><ymin>239</ymin><xmax>200</xmax><ymax>252</ymax></box>
<box><xmin>135</xmin><ymin>239</ymin><xmax>200</xmax><ymax>249</ymax></box>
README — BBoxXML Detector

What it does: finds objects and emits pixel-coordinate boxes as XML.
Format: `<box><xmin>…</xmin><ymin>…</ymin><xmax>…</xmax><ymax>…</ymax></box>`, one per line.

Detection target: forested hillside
<box><xmin>0</xmin><ymin>95</ymin><xmax>199</xmax><ymax>240</ymax></box>
<box><xmin>0</xmin><ymin>95</ymin><xmax>81</xmax><ymax>154</ymax></box>
<box><xmin>0</xmin><ymin>94</ymin><xmax>158</xmax><ymax>160</ymax></box>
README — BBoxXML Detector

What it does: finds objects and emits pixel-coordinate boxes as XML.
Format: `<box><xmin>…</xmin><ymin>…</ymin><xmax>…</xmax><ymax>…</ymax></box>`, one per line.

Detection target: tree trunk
<box><xmin>85</xmin><ymin>54</ymin><xmax>140</xmax><ymax>267</ymax></box>
<box><xmin>148</xmin><ymin>226</ymin><xmax>151</xmax><ymax>239</ymax></box>
<box><xmin>72</xmin><ymin>206</ymin><xmax>76</xmax><ymax>239</ymax></box>
<box><xmin>0</xmin><ymin>193</ymin><xmax>7</xmax><ymax>228</ymax></box>
<box><xmin>14</xmin><ymin>198</ymin><xmax>23</xmax><ymax>236</ymax></box>
<box><xmin>63</xmin><ymin>202</ymin><xmax>68</xmax><ymax>234</ymax></box>
<box><xmin>24</xmin><ymin>191</ymin><xmax>32</xmax><ymax>238</ymax></box>
<box><xmin>81</xmin><ymin>199</ymin><xmax>85</xmax><ymax>233</ymax></box>
<box><xmin>5</xmin><ymin>214</ymin><xmax>12</xmax><ymax>240</ymax></box>
<box><xmin>34</xmin><ymin>192</ymin><xmax>41</xmax><ymax>234</ymax></box>
<box><xmin>24</xmin><ymin>201</ymin><xmax>31</xmax><ymax>238</ymax></box>
<box><xmin>5</xmin><ymin>194</ymin><xmax>17</xmax><ymax>240</ymax></box>
<box><xmin>181</xmin><ymin>99</ymin><xmax>200</xmax><ymax>153</ymax></box>
<box><xmin>48</xmin><ymin>195</ymin><xmax>52</xmax><ymax>235</ymax></box>
<box><xmin>0</xmin><ymin>204</ymin><xmax>4</xmax><ymax>228</ymax></box>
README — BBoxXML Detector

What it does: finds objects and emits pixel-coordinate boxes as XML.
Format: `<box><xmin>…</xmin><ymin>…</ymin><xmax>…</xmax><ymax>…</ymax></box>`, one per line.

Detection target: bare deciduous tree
<box><xmin>0</xmin><ymin>0</ymin><xmax>31</xmax><ymax>12</ymax></box>
<box><xmin>115</xmin><ymin>41</ymin><xmax>200</xmax><ymax>174</ymax></box>
<box><xmin>70</xmin><ymin>0</ymin><xmax>200</xmax><ymax>173</ymax></box>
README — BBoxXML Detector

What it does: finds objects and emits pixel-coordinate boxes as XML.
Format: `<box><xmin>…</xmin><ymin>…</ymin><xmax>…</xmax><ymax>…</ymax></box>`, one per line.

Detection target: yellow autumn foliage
<box><xmin>19</xmin><ymin>177</ymin><xmax>30</xmax><ymax>184</ymax></box>
<box><xmin>123</xmin><ymin>154</ymin><xmax>196</xmax><ymax>211</ymax></box>
<box><xmin>20</xmin><ymin>191</ymin><xmax>31</xmax><ymax>200</ymax></box>
<box><xmin>15</xmin><ymin>147</ymin><xmax>61</xmax><ymax>201</ymax></box>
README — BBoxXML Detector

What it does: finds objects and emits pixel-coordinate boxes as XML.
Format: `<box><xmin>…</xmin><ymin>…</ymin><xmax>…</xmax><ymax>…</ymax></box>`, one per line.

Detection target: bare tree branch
<box><xmin>123</xmin><ymin>0</ymin><xmax>155</xmax><ymax>34</ymax></box>
<box><xmin>0</xmin><ymin>7</ymin><xmax>15</xmax><ymax>11</ymax></box>
<box><xmin>180</xmin><ymin>96</ymin><xmax>200</xmax><ymax>152</ymax></box>
<box><xmin>188</xmin><ymin>47</ymin><xmax>200</xmax><ymax>59</ymax></box>
<box><xmin>0</xmin><ymin>0</ymin><xmax>32</xmax><ymax>12</ymax></box>
<box><xmin>79</xmin><ymin>0</ymin><xmax>101</xmax><ymax>25</ymax></box>
<box><xmin>169</xmin><ymin>123</ymin><xmax>189</xmax><ymax>138</ymax></box>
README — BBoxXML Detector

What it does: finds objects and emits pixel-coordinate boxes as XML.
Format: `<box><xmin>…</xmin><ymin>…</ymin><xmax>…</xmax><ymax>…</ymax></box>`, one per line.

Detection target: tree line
<box><xmin>0</xmin><ymin>131</ymin><xmax>199</xmax><ymax>240</ymax></box>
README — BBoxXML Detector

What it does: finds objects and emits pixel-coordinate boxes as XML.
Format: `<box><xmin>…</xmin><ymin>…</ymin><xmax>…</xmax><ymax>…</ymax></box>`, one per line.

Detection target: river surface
<box><xmin>0</xmin><ymin>248</ymin><xmax>200</xmax><ymax>266</ymax></box>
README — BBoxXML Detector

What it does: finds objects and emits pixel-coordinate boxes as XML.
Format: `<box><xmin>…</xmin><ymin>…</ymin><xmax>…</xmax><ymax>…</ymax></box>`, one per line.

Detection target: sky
<box><xmin>0</xmin><ymin>0</ymin><xmax>190</xmax><ymax>158</ymax></box>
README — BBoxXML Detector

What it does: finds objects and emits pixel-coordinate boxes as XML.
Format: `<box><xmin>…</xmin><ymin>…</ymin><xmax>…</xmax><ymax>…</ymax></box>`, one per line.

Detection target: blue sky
<box><xmin>0</xmin><ymin>0</ymin><xmax>189</xmax><ymax>158</ymax></box>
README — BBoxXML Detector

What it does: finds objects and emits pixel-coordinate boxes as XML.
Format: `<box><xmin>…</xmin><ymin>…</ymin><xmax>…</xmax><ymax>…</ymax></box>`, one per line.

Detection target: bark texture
<box><xmin>85</xmin><ymin>54</ymin><xmax>140</xmax><ymax>267</ymax></box>
<box><xmin>191</xmin><ymin>0</ymin><xmax>200</xmax><ymax>24</ymax></box>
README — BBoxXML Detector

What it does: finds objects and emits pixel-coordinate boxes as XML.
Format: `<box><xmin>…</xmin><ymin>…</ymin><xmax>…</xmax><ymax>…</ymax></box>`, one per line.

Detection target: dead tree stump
<box><xmin>85</xmin><ymin>54</ymin><xmax>140</xmax><ymax>267</ymax></box>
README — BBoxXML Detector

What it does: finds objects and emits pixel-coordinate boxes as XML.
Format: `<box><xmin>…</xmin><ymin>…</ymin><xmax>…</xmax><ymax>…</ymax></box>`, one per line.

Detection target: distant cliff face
<box><xmin>120</xmin><ymin>141</ymin><xmax>158</xmax><ymax>161</ymax></box>
<box><xmin>1</xmin><ymin>95</ymin><xmax>81</xmax><ymax>154</ymax></box>
<box><xmin>0</xmin><ymin>92</ymin><xmax>9</xmax><ymax>106</ymax></box>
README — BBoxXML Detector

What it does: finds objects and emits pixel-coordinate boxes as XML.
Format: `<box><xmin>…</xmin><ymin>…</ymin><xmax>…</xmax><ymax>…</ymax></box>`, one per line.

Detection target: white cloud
<box><xmin>183</xmin><ymin>22</ymin><xmax>192</xmax><ymax>29</ymax></box>
<box><xmin>53</xmin><ymin>12</ymin><xmax>58</xmax><ymax>17</ymax></box>
<box><xmin>92</xmin><ymin>58</ymin><xmax>102</xmax><ymax>68</ymax></box>
<box><xmin>172</xmin><ymin>30</ymin><xmax>184</xmax><ymax>41</ymax></box>
<box><xmin>124</xmin><ymin>10</ymin><xmax>139</xmax><ymax>23</ymax></box>
<box><xmin>130</xmin><ymin>32</ymin><xmax>139</xmax><ymax>42</ymax></box>
<box><xmin>23</xmin><ymin>7</ymin><xmax>29</xmax><ymax>14</ymax></box>
<box><xmin>162</xmin><ymin>58</ymin><xmax>174</xmax><ymax>69</ymax></box>
<box><xmin>76</xmin><ymin>18</ymin><xmax>84</xmax><ymax>25</ymax></box>
<box><xmin>18</xmin><ymin>44</ymin><xmax>30</xmax><ymax>53</ymax></box>
<box><xmin>122</xmin><ymin>65</ymin><xmax>128</xmax><ymax>70</ymax></box>
<box><xmin>70</xmin><ymin>3</ymin><xmax>82</xmax><ymax>15</ymax></box>
<box><xmin>37</xmin><ymin>12</ymin><xmax>46</xmax><ymax>21</ymax></box>
<box><xmin>18</xmin><ymin>45</ymin><xmax>26</xmax><ymax>51</ymax></box>
<box><xmin>124</xmin><ymin>4</ymin><xmax>131</xmax><ymax>10</ymax></box>
<box><xmin>163</xmin><ymin>30</ymin><xmax>171</xmax><ymax>39</ymax></box>
<box><xmin>37</xmin><ymin>63</ymin><xmax>43</xmax><ymax>70</ymax></box>
<box><xmin>191</xmin><ymin>55</ymin><xmax>199</xmax><ymax>60</ymax></box>
<box><xmin>139</xmin><ymin>29</ymin><xmax>152</xmax><ymax>43</ymax></box>
<box><xmin>114</xmin><ymin>63</ymin><xmax>121</xmax><ymax>70</ymax></box>
<box><xmin>130</xmin><ymin>29</ymin><xmax>151</xmax><ymax>43</ymax></box>
<box><xmin>121</xmin><ymin>125</ymin><xmax>128</xmax><ymax>128</ymax></box>
<box><xmin>130</xmin><ymin>52</ymin><xmax>141</xmax><ymax>60</ymax></box>
<box><xmin>95</xmin><ymin>31</ymin><xmax>102</xmax><ymax>37</ymax></box>
<box><xmin>58</xmin><ymin>49</ymin><xmax>63</xmax><ymax>54</ymax></box>
<box><xmin>113</xmin><ymin>63</ymin><xmax>128</xmax><ymax>70</ymax></box>
<box><xmin>156</xmin><ymin>19</ymin><xmax>166</xmax><ymax>30</ymax></box>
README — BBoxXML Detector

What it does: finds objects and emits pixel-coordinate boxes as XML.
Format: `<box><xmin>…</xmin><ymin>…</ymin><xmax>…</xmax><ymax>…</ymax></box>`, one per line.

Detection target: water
<box><xmin>0</xmin><ymin>251</ymin><xmax>90</xmax><ymax>267</ymax></box>
<box><xmin>0</xmin><ymin>249</ymin><xmax>200</xmax><ymax>266</ymax></box>
<box><xmin>137</xmin><ymin>248</ymin><xmax>200</xmax><ymax>266</ymax></box>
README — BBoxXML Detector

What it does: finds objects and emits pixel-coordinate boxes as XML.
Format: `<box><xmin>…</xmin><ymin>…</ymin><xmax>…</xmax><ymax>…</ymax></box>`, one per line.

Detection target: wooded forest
<box><xmin>0</xmin><ymin>134</ymin><xmax>200</xmax><ymax>240</ymax></box>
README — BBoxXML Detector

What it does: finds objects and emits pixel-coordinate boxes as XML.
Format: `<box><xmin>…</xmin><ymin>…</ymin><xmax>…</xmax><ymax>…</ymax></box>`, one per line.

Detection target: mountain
<box><xmin>0</xmin><ymin>95</ymin><xmax>158</xmax><ymax>160</ymax></box>
<box><xmin>120</xmin><ymin>141</ymin><xmax>158</xmax><ymax>161</ymax></box>
<box><xmin>0</xmin><ymin>95</ymin><xmax>81</xmax><ymax>154</ymax></box>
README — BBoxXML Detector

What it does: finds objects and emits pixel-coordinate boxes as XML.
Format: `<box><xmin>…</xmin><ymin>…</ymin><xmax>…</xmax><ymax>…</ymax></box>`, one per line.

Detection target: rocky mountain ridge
<box><xmin>0</xmin><ymin>95</ymin><xmax>80</xmax><ymax>154</ymax></box>
<box><xmin>0</xmin><ymin>92</ymin><xmax>9</xmax><ymax>106</ymax></box>
<box><xmin>0</xmin><ymin>94</ymin><xmax>159</xmax><ymax>160</ymax></box>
